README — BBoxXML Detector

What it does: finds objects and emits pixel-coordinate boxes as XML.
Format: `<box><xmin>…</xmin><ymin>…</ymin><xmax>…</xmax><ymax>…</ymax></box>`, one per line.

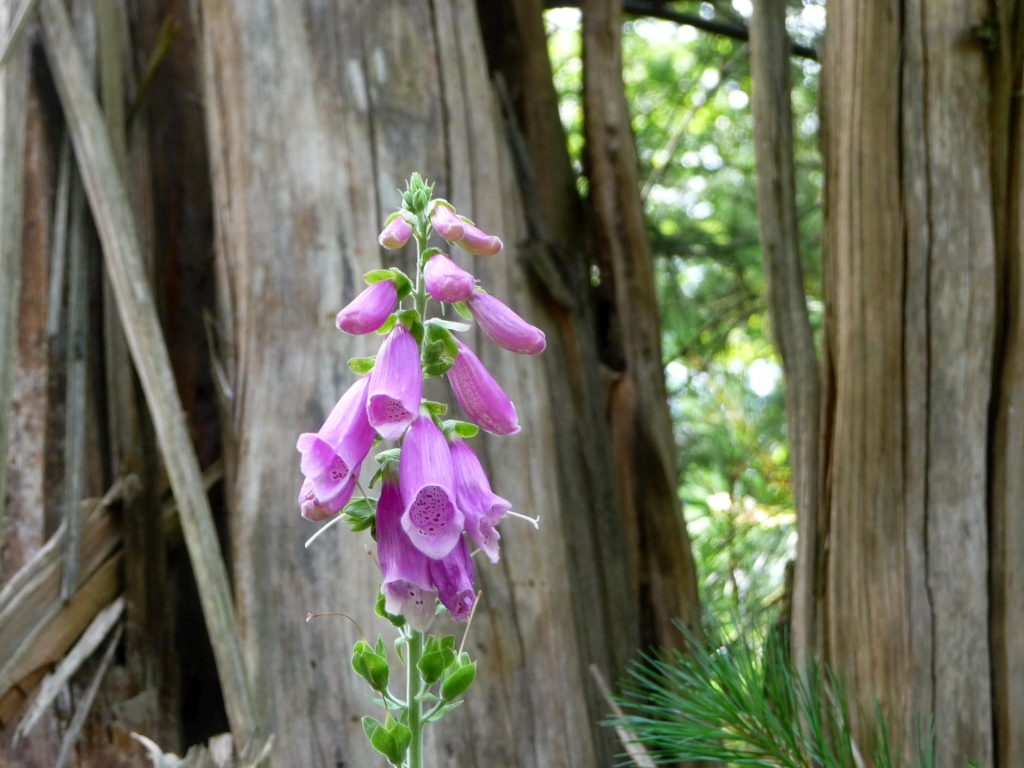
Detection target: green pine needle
<box><xmin>607</xmin><ymin>619</ymin><xmax>951</xmax><ymax>768</ymax></box>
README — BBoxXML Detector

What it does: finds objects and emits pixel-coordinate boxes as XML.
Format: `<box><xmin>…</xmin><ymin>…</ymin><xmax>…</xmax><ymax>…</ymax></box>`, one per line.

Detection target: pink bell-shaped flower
<box><xmin>455</xmin><ymin>223</ymin><xmax>502</xmax><ymax>257</ymax></box>
<box><xmin>400</xmin><ymin>414</ymin><xmax>464</xmax><ymax>559</ymax></box>
<box><xmin>296</xmin><ymin>376</ymin><xmax>375</xmax><ymax>508</ymax></box>
<box><xmin>424</xmin><ymin>255</ymin><xmax>475</xmax><ymax>303</ymax></box>
<box><xmin>298</xmin><ymin>474</ymin><xmax>358</xmax><ymax>522</ymax></box>
<box><xmin>428</xmin><ymin>535</ymin><xmax>476</xmax><ymax>621</ymax></box>
<box><xmin>367</xmin><ymin>325</ymin><xmax>423</xmax><ymax>441</ymax></box>
<box><xmin>379</xmin><ymin>216</ymin><xmax>412</xmax><ymax>249</ymax></box>
<box><xmin>449</xmin><ymin>438</ymin><xmax>509</xmax><ymax>563</ymax></box>
<box><xmin>447</xmin><ymin>340</ymin><xmax>520</xmax><ymax>435</ymax></box>
<box><xmin>336</xmin><ymin>280</ymin><xmax>398</xmax><ymax>335</ymax></box>
<box><xmin>377</xmin><ymin>471</ymin><xmax>437</xmax><ymax>631</ymax></box>
<box><xmin>467</xmin><ymin>292</ymin><xmax>545</xmax><ymax>355</ymax></box>
<box><xmin>431</xmin><ymin>205</ymin><xmax>465</xmax><ymax>242</ymax></box>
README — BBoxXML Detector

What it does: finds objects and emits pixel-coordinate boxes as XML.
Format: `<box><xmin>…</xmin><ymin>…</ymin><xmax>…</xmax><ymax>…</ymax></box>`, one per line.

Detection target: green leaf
<box><xmin>426</xmin><ymin>317</ymin><xmax>471</xmax><ymax>333</ymax></box>
<box><xmin>375</xmin><ymin>635</ymin><xmax>388</xmax><ymax>659</ymax></box>
<box><xmin>452</xmin><ymin>300</ymin><xmax>472</xmax><ymax>320</ymax></box>
<box><xmin>364</xmin><ymin>716</ymin><xmax>404</xmax><ymax>765</ymax></box>
<box><xmin>441</xmin><ymin>419</ymin><xmax>479</xmax><ymax>439</ymax></box>
<box><xmin>422</xmin><ymin>247</ymin><xmax>444</xmax><ymax>260</ymax></box>
<box><xmin>397</xmin><ymin>309</ymin><xmax>424</xmax><ymax>345</ymax></box>
<box><xmin>374</xmin><ymin>587</ymin><xmax>406</xmax><ymax>628</ymax></box>
<box><xmin>421</xmin><ymin>400</ymin><xmax>448</xmax><ymax>416</ymax></box>
<box><xmin>421</xmin><ymin>339</ymin><xmax>444</xmax><ymax>365</ymax></box>
<box><xmin>348</xmin><ymin>356</ymin><xmax>376</xmax><ymax>375</ymax></box>
<box><xmin>425</xmin><ymin>323</ymin><xmax>459</xmax><ymax>358</ymax></box>
<box><xmin>364</xmin><ymin>269</ymin><xmax>396</xmax><ymax>285</ymax></box>
<box><xmin>342</xmin><ymin>496</ymin><xmax>377</xmax><ymax>532</ymax></box>
<box><xmin>424</xmin><ymin>699</ymin><xmax>464</xmax><ymax>723</ymax></box>
<box><xmin>375</xmin><ymin>448</ymin><xmax>401</xmax><ymax>464</ymax></box>
<box><xmin>376</xmin><ymin>314</ymin><xmax>398</xmax><ymax>335</ymax></box>
<box><xmin>388</xmin><ymin>719</ymin><xmax>412</xmax><ymax>764</ymax></box>
<box><xmin>389</xmin><ymin>268</ymin><xmax>414</xmax><ymax>300</ymax></box>
<box><xmin>422</xmin><ymin>357</ymin><xmax>455</xmax><ymax>378</ymax></box>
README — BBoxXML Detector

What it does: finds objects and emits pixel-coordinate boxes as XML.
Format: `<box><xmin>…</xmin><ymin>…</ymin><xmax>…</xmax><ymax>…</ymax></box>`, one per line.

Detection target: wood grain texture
<box><xmin>38</xmin><ymin>0</ymin><xmax>259</xmax><ymax>746</ymax></box>
<box><xmin>748</xmin><ymin>0</ymin><xmax>820</xmax><ymax>670</ymax></box>
<box><xmin>0</xmin><ymin>0</ymin><xmax>31</xmax><ymax>572</ymax></box>
<box><xmin>580</xmin><ymin>0</ymin><xmax>701</xmax><ymax>652</ymax></box>
<box><xmin>197</xmin><ymin>0</ymin><xmax>652</xmax><ymax>764</ymax></box>
<box><xmin>821</xmin><ymin>0</ymin><xmax>997</xmax><ymax>761</ymax></box>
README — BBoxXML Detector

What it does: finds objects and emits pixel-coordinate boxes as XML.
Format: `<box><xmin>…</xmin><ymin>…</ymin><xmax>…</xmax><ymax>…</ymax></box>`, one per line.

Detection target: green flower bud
<box><xmin>441</xmin><ymin>659</ymin><xmax>477</xmax><ymax>701</ymax></box>
<box><xmin>351</xmin><ymin>640</ymin><xmax>390</xmax><ymax>692</ymax></box>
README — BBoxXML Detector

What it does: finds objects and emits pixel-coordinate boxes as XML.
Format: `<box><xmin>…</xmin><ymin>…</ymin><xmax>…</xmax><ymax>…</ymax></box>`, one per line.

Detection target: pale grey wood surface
<box><xmin>37</xmin><ymin>0</ymin><xmax>259</xmax><ymax>746</ymax></box>
<box><xmin>199</xmin><ymin>0</ymin><xmax>610</xmax><ymax>764</ymax></box>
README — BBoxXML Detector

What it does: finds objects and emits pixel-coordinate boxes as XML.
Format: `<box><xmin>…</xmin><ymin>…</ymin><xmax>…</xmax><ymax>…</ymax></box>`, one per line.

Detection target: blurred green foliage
<box><xmin>546</xmin><ymin>1</ymin><xmax>824</xmax><ymax>635</ymax></box>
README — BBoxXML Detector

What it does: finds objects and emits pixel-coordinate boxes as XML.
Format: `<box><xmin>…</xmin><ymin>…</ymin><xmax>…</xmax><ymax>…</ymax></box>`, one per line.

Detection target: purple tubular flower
<box><xmin>367</xmin><ymin>325</ymin><xmax>423</xmax><ymax>441</ymax></box>
<box><xmin>296</xmin><ymin>376</ymin><xmax>375</xmax><ymax>503</ymax></box>
<box><xmin>428</xmin><ymin>535</ymin><xmax>476</xmax><ymax>621</ymax></box>
<box><xmin>298</xmin><ymin>473</ymin><xmax>357</xmax><ymax>521</ymax></box>
<box><xmin>379</xmin><ymin>216</ymin><xmax>412</xmax><ymax>249</ymax></box>
<box><xmin>424</xmin><ymin>255</ymin><xmax>475</xmax><ymax>303</ymax></box>
<box><xmin>399</xmin><ymin>414</ymin><xmax>464</xmax><ymax>559</ymax></box>
<box><xmin>447</xmin><ymin>340</ymin><xmax>520</xmax><ymax>435</ymax></box>
<box><xmin>336</xmin><ymin>280</ymin><xmax>398</xmax><ymax>335</ymax></box>
<box><xmin>377</xmin><ymin>473</ymin><xmax>437</xmax><ymax>631</ymax></box>
<box><xmin>467</xmin><ymin>292</ymin><xmax>546</xmax><ymax>355</ymax></box>
<box><xmin>450</xmin><ymin>439</ymin><xmax>510</xmax><ymax>563</ymax></box>
<box><xmin>431</xmin><ymin>205</ymin><xmax>465</xmax><ymax>242</ymax></box>
<box><xmin>455</xmin><ymin>223</ymin><xmax>502</xmax><ymax>257</ymax></box>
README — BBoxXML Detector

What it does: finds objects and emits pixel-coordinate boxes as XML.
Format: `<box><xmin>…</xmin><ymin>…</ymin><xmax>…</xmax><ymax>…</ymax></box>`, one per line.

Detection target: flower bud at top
<box><xmin>424</xmin><ymin>255</ymin><xmax>475</xmax><ymax>304</ymax></box>
<box><xmin>336</xmin><ymin>280</ymin><xmax>398</xmax><ymax>335</ymax></box>
<box><xmin>428</xmin><ymin>535</ymin><xmax>476</xmax><ymax>621</ymax></box>
<box><xmin>400</xmin><ymin>414</ymin><xmax>464</xmax><ymax>559</ymax></box>
<box><xmin>467</xmin><ymin>292</ymin><xmax>546</xmax><ymax>355</ymax></box>
<box><xmin>447</xmin><ymin>340</ymin><xmax>520</xmax><ymax>435</ymax></box>
<box><xmin>449</xmin><ymin>438</ymin><xmax>509</xmax><ymax>563</ymax></box>
<box><xmin>378</xmin><ymin>216</ymin><xmax>412</xmax><ymax>249</ymax></box>
<box><xmin>431</xmin><ymin>205</ymin><xmax>465</xmax><ymax>241</ymax></box>
<box><xmin>455</xmin><ymin>223</ymin><xmax>502</xmax><ymax>257</ymax></box>
<box><xmin>378</xmin><ymin>472</ymin><xmax>437</xmax><ymax>631</ymax></box>
<box><xmin>367</xmin><ymin>325</ymin><xmax>423</xmax><ymax>441</ymax></box>
<box><xmin>296</xmin><ymin>376</ymin><xmax>375</xmax><ymax>513</ymax></box>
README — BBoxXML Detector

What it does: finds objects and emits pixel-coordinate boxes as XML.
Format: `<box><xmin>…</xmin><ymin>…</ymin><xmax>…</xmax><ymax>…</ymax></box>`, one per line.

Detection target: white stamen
<box><xmin>304</xmin><ymin>512</ymin><xmax>347</xmax><ymax>548</ymax></box>
<box><xmin>506</xmin><ymin>511</ymin><xmax>540</xmax><ymax>529</ymax></box>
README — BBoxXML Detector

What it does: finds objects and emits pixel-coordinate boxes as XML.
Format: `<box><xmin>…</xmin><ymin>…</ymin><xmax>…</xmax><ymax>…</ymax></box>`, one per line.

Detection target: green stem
<box><xmin>412</xmin><ymin>210</ymin><xmax>431</xmax><ymax>319</ymax></box>
<box><xmin>406</xmin><ymin>629</ymin><xmax>424</xmax><ymax>768</ymax></box>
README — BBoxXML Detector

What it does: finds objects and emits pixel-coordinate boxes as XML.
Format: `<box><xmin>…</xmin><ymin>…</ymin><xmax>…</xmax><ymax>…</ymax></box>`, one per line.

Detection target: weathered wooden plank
<box><xmin>14</xmin><ymin>595</ymin><xmax>124</xmax><ymax>742</ymax></box>
<box><xmin>748</xmin><ymin>0</ymin><xmax>820</xmax><ymax>668</ymax></box>
<box><xmin>37</xmin><ymin>0</ymin><xmax>259</xmax><ymax>746</ymax></box>
<box><xmin>0</xmin><ymin>0</ymin><xmax>31</xmax><ymax>572</ymax></box>
<box><xmin>59</xmin><ymin>172</ymin><xmax>89</xmax><ymax>600</ymax></box>
<box><xmin>53</xmin><ymin>622</ymin><xmax>123</xmax><ymax>768</ymax></box>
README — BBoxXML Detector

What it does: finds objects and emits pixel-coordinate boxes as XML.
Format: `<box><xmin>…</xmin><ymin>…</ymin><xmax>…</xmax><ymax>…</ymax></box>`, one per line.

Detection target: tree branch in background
<box><xmin>748</xmin><ymin>0</ymin><xmax>820</xmax><ymax>669</ymax></box>
<box><xmin>546</xmin><ymin>0</ymin><xmax>819</xmax><ymax>61</ymax></box>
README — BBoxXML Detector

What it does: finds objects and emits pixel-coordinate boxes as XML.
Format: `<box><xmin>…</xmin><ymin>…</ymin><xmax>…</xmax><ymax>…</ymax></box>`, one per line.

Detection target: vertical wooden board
<box><xmin>202</xmin><ymin>1</ymin><xmax>614</xmax><ymax>765</ymax></box>
<box><xmin>0</xmin><ymin>0</ymin><xmax>31</xmax><ymax>574</ymax></box>
<box><xmin>2</xmin><ymin>52</ymin><xmax>53</xmax><ymax>586</ymax></box>
<box><xmin>921</xmin><ymin>2</ymin><xmax>995</xmax><ymax>763</ymax></box>
<box><xmin>820</xmin><ymin>0</ymin><xmax>911</xmax><ymax>746</ymax></box>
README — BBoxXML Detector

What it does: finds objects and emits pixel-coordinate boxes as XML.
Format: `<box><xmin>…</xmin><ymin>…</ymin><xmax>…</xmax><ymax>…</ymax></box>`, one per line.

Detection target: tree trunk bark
<box><xmin>816</xmin><ymin>0</ymin><xmax>1024</xmax><ymax>763</ymax></box>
